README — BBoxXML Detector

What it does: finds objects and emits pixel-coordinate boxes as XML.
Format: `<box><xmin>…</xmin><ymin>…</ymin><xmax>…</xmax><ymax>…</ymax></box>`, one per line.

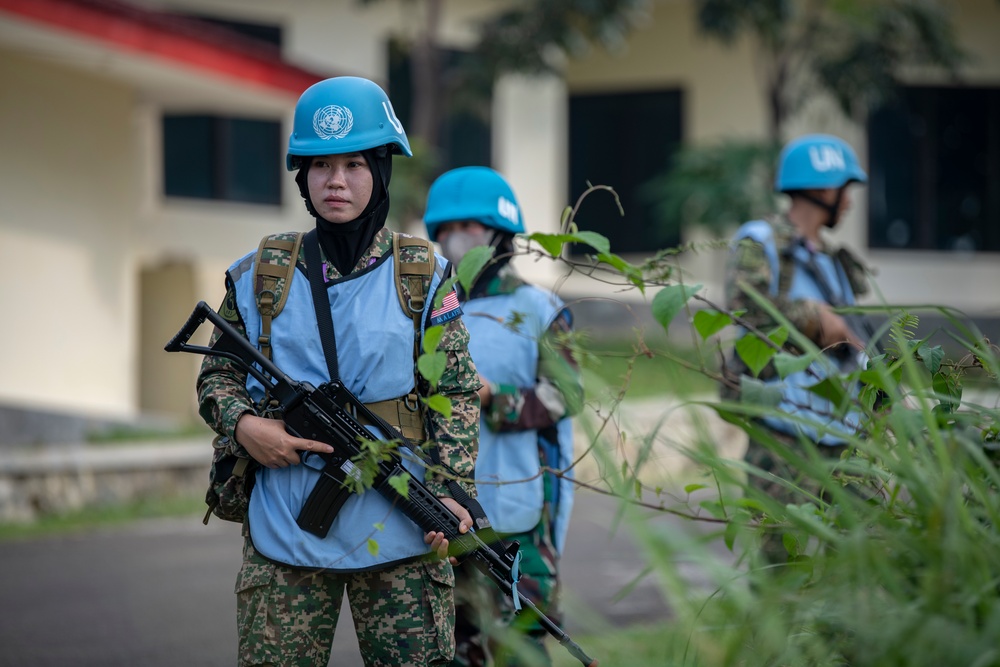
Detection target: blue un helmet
<box><xmin>774</xmin><ymin>134</ymin><xmax>868</xmax><ymax>192</ymax></box>
<box><xmin>286</xmin><ymin>76</ymin><xmax>411</xmax><ymax>170</ymax></box>
<box><xmin>423</xmin><ymin>166</ymin><xmax>525</xmax><ymax>242</ymax></box>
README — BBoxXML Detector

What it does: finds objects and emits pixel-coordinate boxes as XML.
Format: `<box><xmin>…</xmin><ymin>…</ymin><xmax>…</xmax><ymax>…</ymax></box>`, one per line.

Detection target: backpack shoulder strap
<box><xmin>767</xmin><ymin>218</ymin><xmax>796</xmax><ymax>300</ymax></box>
<box><xmin>254</xmin><ymin>231</ymin><xmax>305</xmax><ymax>361</ymax></box>
<box><xmin>392</xmin><ymin>232</ymin><xmax>436</xmax><ymax>333</ymax></box>
<box><xmin>391</xmin><ymin>232</ymin><xmax>436</xmax><ymax>424</ymax></box>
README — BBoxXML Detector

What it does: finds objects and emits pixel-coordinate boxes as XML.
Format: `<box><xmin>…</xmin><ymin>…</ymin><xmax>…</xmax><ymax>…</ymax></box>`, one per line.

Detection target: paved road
<box><xmin>0</xmin><ymin>492</ymin><xmax>725</xmax><ymax>666</ymax></box>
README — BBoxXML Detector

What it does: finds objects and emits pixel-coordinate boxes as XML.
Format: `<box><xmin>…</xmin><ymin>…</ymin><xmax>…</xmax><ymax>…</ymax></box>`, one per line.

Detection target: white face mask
<box><xmin>439</xmin><ymin>228</ymin><xmax>494</xmax><ymax>266</ymax></box>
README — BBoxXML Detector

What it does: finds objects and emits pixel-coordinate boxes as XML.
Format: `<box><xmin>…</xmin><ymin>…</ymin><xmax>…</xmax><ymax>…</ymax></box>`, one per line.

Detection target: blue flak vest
<box><xmin>228</xmin><ymin>247</ymin><xmax>448</xmax><ymax>571</ymax></box>
<box><xmin>463</xmin><ymin>284</ymin><xmax>576</xmax><ymax>554</ymax></box>
<box><xmin>733</xmin><ymin>220</ymin><xmax>865</xmax><ymax>445</ymax></box>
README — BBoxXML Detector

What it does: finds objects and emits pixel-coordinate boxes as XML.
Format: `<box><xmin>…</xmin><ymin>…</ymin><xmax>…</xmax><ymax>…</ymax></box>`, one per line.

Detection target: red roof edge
<box><xmin>0</xmin><ymin>0</ymin><xmax>328</xmax><ymax>96</ymax></box>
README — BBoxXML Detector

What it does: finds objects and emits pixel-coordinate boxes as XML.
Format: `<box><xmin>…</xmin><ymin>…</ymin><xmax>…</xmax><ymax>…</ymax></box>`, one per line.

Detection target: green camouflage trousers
<box><xmin>236</xmin><ymin>538</ymin><xmax>456</xmax><ymax>666</ymax></box>
<box><xmin>743</xmin><ymin>425</ymin><xmax>848</xmax><ymax>566</ymax></box>
<box><xmin>450</xmin><ymin>521</ymin><xmax>560</xmax><ymax>667</ymax></box>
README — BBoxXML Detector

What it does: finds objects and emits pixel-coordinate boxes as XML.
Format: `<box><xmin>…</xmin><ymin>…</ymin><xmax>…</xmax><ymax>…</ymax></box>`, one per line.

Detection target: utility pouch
<box><xmin>203</xmin><ymin>435</ymin><xmax>257</xmax><ymax>525</ymax></box>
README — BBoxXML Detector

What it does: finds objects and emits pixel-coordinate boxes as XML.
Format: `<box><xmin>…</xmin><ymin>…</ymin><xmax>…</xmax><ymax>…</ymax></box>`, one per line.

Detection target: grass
<box><xmin>580</xmin><ymin>337</ymin><xmax>718</xmax><ymax>399</ymax></box>
<box><xmin>0</xmin><ymin>493</ymin><xmax>207</xmax><ymax>542</ymax></box>
<box><xmin>86</xmin><ymin>422</ymin><xmax>212</xmax><ymax>445</ymax></box>
<box><xmin>550</xmin><ymin>622</ymin><xmax>693</xmax><ymax>667</ymax></box>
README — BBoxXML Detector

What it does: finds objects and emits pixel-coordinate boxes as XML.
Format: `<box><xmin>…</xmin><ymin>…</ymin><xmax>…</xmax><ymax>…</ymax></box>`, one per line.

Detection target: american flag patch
<box><xmin>429</xmin><ymin>289</ymin><xmax>463</xmax><ymax>326</ymax></box>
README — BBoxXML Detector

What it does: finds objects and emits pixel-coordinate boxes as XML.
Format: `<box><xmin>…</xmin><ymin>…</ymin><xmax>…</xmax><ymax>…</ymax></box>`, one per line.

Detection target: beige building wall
<box><xmin>0</xmin><ymin>50</ymin><xmax>140</xmax><ymax>419</ymax></box>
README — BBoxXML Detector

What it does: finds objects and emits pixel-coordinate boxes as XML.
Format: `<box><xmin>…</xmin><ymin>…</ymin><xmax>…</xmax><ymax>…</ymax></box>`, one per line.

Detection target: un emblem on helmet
<box><xmin>313</xmin><ymin>105</ymin><xmax>354</xmax><ymax>140</ymax></box>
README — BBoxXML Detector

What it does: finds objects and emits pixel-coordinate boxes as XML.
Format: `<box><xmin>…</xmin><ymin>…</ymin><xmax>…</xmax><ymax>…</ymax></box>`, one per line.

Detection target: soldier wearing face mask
<box><xmin>424</xmin><ymin>167</ymin><xmax>584</xmax><ymax>667</ymax></box>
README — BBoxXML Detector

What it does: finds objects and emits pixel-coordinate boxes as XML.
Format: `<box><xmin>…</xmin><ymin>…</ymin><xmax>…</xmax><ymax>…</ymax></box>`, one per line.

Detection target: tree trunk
<box><xmin>408</xmin><ymin>0</ymin><xmax>443</xmax><ymax>147</ymax></box>
<box><xmin>767</xmin><ymin>56</ymin><xmax>788</xmax><ymax>143</ymax></box>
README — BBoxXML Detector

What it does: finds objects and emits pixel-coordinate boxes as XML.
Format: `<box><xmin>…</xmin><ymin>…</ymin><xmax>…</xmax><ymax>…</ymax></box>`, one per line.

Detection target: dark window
<box><xmin>869</xmin><ymin>86</ymin><xmax>1000</xmax><ymax>252</ymax></box>
<box><xmin>387</xmin><ymin>41</ymin><xmax>492</xmax><ymax>172</ymax></box>
<box><xmin>569</xmin><ymin>90</ymin><xmax>683</xmax><ymax>254</ymax></box>
<box><xmin>163</xmin><ymin>115</ymin><xmax>282</xmax><ymax>205</ymax></box>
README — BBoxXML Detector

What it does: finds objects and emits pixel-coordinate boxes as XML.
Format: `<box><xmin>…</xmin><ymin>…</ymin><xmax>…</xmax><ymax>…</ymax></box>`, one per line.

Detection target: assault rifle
<box><xmin>165</xmin><ymin>301</ymin><xmax>597</xmax><ymax>667</ymax></box>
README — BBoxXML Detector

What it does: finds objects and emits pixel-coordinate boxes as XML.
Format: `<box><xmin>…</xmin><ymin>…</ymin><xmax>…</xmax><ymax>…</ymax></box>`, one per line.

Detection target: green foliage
<box><xmin>463</xmin><ymin>0</ymin><xmax>651</xmax><ymax>90</ymax></box>
<box><xmin>526</xmin><ymin>226</ymin><xmax>645</xmax><ymax>291</ymax></box>
<box><xmin>694</xmin><ymin>0</ymin><xmax>964</xmax><ymax>127</ymax></box>
<box><xmin>642</xmin><ymin>140</ymin><xmax>781</xmax><ymax>237</ymax></box>
<box><xmin>626</xmin><ymin>305</ymin><xmax>1000</xmax><ymax>665</ymax></box>
<box><xmin>550</xmin><ymin>622</ymin><xmax>694</xmax><ymax>666</ymax></box>
<box><xmin>422</xmin><ymin>393</ymin><xmax>452</xmax><ymax>419</ymax></box>
<box><xmin>580</xmin><ymin>336</ymin><xmax>718</xmax><ymax>399</ymax></box>
<box><xmin>535</xmin><ymin>184</ymin><xmax>1000</xmax><ymax>665</ymax></box>
<box><xmin>692</xmin><ymin>308</ymin><xmax>739</xmax><ymax>340</ymax></box>
<box><xmin>347</xmin><ymin>437</ymin><xmax>404</xmax><ymax>495</ymax></box>
<box><xmin>455</xmin><ymin>245</ymin><xmax>494</xmax><ymax>294</ymax></box>
<box><xmin>417</xmin><ymin>351</ymin><xmax>447</xmax><ymax>390</ymax></box>
<box><xmin>651</xmin><ymin>283</ymin><xmax>703</xmax><ymax>334</ymax></box>
<box><xmin>418</xmin><ymin>323</ymin><xmax>450</xmax><ymax>410</ymax></box>
<box><xmin>387</xmin><ymin>472</ymin><xmax>411</xmax><ymax>500</ymax></box>
<box><xmin>734</xmin><ymin>326</ymin><xmax>786</xmax><ymax>377</ymax></box>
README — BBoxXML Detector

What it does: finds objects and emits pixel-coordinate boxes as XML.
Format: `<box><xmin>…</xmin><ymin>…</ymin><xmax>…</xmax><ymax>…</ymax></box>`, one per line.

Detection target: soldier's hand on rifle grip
<box><xmin>234</xmin><ymin>414</ymin><xmax>335</xmax><ymax>469</ymax></box>
<box><xmin>423</xmin><ymin>497</ymin><xmax>473</xmax><ymax>563</ymax></box>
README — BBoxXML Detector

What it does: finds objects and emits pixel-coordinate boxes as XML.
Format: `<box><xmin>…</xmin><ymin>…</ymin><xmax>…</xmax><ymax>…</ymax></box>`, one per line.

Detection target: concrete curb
<box><xmin>0</xmin><ymin>439</ymin><xmax>211</xmax><ymax>474</ymax></box>
<box><xmin>0</xmin><ymin>439</ymin><xmax>213</xmax><ymax>522</ymax></box>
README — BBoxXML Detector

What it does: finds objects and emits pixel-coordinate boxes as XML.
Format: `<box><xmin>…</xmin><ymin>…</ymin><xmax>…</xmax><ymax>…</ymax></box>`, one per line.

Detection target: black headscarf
<box><xmin>294</xmin><ymin>146</ymin><xmax>393</xmax><ymax>276</ymax></box>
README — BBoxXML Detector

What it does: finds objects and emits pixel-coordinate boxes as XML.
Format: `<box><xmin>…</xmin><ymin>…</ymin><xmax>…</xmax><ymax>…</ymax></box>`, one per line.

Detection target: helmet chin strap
<box><xmin>798</xmin><ymin>186</ymin><xmax>845</xmax><ymax>229</ymax></box>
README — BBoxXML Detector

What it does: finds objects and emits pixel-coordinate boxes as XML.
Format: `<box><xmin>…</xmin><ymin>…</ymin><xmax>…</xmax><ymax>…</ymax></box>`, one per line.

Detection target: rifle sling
<box><xmin>303</xmin><ymin>229</ymin><xmax>341</xmax><ymax>382</ymax></box>
<box><xmin>301</xmin><ymin>231</ymin><xmax>495</xmax><ymax>542</ymax></box>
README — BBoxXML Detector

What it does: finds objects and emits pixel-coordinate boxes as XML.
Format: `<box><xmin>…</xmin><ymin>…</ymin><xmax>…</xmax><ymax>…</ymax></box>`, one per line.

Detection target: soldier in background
<box><xmin>197</xmin><ymin>77</ymin><xmax>479</xmax><ymax>666</ymax></box>
<box><xmin>724</xmin><ymin>134</ymin><xmax>874</xmax><ymax>565</ymax></box>
<box><xmin>423</xmin><ymin>167</ymin><xmax>584</xmax><ymax>667</ymax></box>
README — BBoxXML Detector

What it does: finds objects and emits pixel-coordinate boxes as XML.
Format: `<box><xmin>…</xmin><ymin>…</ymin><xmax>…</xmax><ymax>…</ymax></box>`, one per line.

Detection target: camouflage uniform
<box><xmin>198</xmin><ymin>228</ymin><xmax>481</xmax><ymax>666</ymax></box>
<box><xmin>724</xmin><ymin>216</ymin><xmax>825</xmax><ymax>343</ymax></box>
<box><xmin>451</xmin><ymin>264</ymin><xmax>583</xmax><ymax>667</ymax></box>
<box><xmin>724</xmin><ymin>215</ymin><xmax>870</xmax><ymax>565</ymax></box>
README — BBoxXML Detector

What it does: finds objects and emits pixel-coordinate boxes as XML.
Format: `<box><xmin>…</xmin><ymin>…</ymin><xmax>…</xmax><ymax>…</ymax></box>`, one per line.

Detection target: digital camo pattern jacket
<box><xmin>724</xmin><ymin>215</ymin><xmax>872</xmax><ymax>346</ymax></box>
<box><xmin>196</xmin><ymin>227</ymin><xmax>480</xmax><ymax>499</ymax></box>
<box><xmin>725</xmin><ymin>216</ymin><xmax>824</xmax><ymax>342</ymax></box>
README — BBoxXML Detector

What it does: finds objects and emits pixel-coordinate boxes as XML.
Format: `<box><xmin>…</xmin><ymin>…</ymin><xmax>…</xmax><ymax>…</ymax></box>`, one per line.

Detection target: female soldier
<box><xmin>423</xmin><ymin>167</ymin><xmax>584</xmax><ymax>667</ymax></box>
<box><xmin>197</xmin><ymin>76</ymin><xmax>479</xmax><ymax>666</ymax></box>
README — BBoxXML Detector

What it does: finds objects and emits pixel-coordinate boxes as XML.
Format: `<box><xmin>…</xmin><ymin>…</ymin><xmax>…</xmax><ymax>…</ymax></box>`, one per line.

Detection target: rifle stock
<box><xmin>166</xmin><ymin>302</ymin><xmax>597</xmax><ymax>667</ymax></box>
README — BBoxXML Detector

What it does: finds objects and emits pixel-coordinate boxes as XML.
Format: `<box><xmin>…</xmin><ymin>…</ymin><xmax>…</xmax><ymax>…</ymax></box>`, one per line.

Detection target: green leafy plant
<box><xmin>519</xmin><ymin>184</ymin><xmax>1000</xmax><ymax>666</ymax></box>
